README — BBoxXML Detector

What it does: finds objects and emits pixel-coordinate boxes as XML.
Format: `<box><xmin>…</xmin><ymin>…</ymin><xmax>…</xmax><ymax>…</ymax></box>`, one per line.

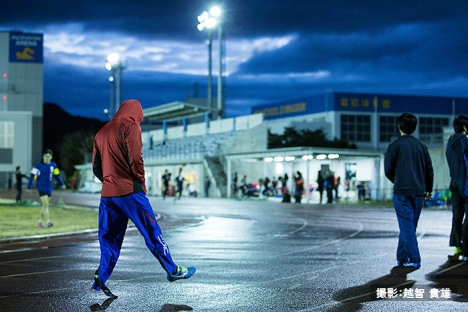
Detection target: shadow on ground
<box><xmin>426</xmin><ymin>259</ymin><xmax>468</xmax><ymax>302</ymax></box>
<box><xmin>329</xmin><ymin>266</ymin><xmax>418</xmax><ymax>312</ymax></box>
<box><xmin>89</xmin><ymin>299</ymin><xmax>193</xmax><ymax>311</ymax></box>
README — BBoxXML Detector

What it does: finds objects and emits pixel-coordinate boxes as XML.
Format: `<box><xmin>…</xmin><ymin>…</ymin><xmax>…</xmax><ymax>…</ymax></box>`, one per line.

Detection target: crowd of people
<box><xmin>161</xmin><ymin>167</ymin><xmax>198</xmax><ymax>200</ymax></box>
<box><xmin>230</xmin><ymin>170</ymin><xmax>342</xmax><ymax>204</ymax></box>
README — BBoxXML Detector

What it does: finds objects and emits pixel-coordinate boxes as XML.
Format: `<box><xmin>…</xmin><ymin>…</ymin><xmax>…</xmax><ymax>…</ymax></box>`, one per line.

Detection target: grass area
<box><xmin>0</xmin><ymin>204</ymin><xmax>98</xmax><ymax>239</ymax></box>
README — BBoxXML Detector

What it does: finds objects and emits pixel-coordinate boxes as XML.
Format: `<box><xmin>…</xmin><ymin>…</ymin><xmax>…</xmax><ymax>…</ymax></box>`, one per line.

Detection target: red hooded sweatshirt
<box><xmin>92</xmin><ymin>100</ymin><xmax>147</xmax><ymax>197</ymax></box>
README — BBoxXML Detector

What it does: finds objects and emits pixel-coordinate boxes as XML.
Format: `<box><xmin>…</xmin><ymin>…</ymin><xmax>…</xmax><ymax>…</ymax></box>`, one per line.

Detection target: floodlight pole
<box><xmin>106</xmin><ymin>53</ymin><xmax>123</xmax><ymax>118</ymax></box>
<box><xmin>198</xmin><ymin>6</ymin><xmax>223</xmax><ymax>120</ymax></box>
<box><xmin>216</xmin><ymin>25</ymin><xmax>223</xmax><ymax>119</ymax></box>
<box><xmin>115</xmin><ymin>65</ymin><xmax>121</xmax><ymax>116</ymax></box>
<box><xmin>207</xmin><ymin>31</ymin><xmax>214</xmax><ymax>118</ymax></box>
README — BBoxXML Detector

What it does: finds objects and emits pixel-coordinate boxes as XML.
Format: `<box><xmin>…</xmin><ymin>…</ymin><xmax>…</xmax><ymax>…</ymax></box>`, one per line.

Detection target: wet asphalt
<box><xmin>0</xmin><ymin>192</ymin><xmax>467</xmax><ymax>311</ymax></box>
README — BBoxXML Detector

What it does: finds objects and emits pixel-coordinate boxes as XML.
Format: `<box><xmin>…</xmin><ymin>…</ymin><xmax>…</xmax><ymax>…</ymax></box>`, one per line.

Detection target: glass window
<box><xmin>379</xmin><ymin>116</ymin><xmax>399</xmax><ymax>143</ymax></box>
<box><xmin>0</xmin><ymin>121</ymin><xmax>14</xmax><ymax>148</ymax></box>
<box><xmin>419</xmin><ymin>117</ymin><xmax>449</xmax><ymax>144</ymax></box>
<box><xmin>340</xmin><ymin>114</ymin><xmax>371</xmax><ymax>142</ymax></box>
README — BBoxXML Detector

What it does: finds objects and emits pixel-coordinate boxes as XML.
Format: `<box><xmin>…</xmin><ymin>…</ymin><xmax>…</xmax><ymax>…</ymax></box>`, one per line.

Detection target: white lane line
<box><xmin>287</xmin><ymin>218</ymin><xmax>308</xmax><ymax>235</ymax></box>
<box><xmin>278</xmin><ymin>222</ymin><xmax>364</xmax><ymax>257</ymax></box>
<box><xmin>273</xmin><ymin>218</ymin><xmax>308</xmax><ymax>237</ymax></box>
<box><xmin>0</xmin><ymin>246</ymin><xmax>49</xmax><ymax>254</ymax></box>
<box><xmin>0</xmin><ymin>268</ymin><xmax>75</xmax><ymax>279</ymax></box>
<box><xmin>431</xmin><ymin>261</ymin><xmax>466</xmax><ymax>275</ymax></box>
<box><xmin>0</xmin><ymin>255</ymin><xmax>67</xmax><ymax>264</ymax></box>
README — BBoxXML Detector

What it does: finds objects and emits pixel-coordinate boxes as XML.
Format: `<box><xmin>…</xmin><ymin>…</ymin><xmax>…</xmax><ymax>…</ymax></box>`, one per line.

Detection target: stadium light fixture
<box><xmin>197</xmin><ymin>5</ymin><xmax>224</xmax><ymax>120</ymax></box>
<box><xmin>105</xmin><ymin>53</ymin><xmax>122</xmax><ymax>118</ymax></box>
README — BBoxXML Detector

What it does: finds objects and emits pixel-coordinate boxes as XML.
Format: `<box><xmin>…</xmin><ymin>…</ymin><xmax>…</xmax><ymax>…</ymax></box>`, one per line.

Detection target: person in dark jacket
<box><xmin>459</xmin><ymin>118</ymin><xmax>468</xmax><ymax>261</ymax></box>
<box><xmin>91</xmin><ymin>100</ymin><xmax>196</xmax><ymax>298</ymax></box>
<box><xmin>384</xmin><ymin>113</ymin><xmax>433</xmax><ymax>269</ymax></box>
<box><xmin>174</xmin><ymin>167</ymin><xmax>185</xmax><ymax>201</ymax></box>
<box><xmin>294</xmin><ymin>171</ymin><xmax>304</xmax><ymax>203</ymax></box>
<box><xmin>15</xmin><ymin>166</ymin><xmax>27</xmax><ymax>203</ymax></box>
<box><xmin>326</xmin><ymin>171</ymin><xmax>335</xmax><ymax>204</ymax></box>
<box><xmin>445</xmin><ymin>115</ymin><xmax>468</xmax><ymax>258</ymax></box>
<box><xmin>316</xmin><ymin>170</ymin><xmax>325</xmax><ymax>204</ymax></box>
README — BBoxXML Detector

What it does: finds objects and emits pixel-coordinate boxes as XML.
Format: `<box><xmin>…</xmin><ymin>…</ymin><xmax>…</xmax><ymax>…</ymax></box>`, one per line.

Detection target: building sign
<box><xmin>339</xmin><ymin>97</ymin><xmax>391</xmax><ymax>109</ymax></box>
<box><xmin>253</xmin><ymin>102</ymin><xmax>307</xmax><ymax>117</ymax></box>
<box><xmin>9</xmin><ymin>32</ymin><xmax>43</xmax><ymax>63</ymax></box>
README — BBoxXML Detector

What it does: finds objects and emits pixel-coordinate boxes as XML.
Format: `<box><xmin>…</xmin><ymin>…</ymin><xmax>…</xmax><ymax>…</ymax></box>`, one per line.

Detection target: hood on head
<box><xmin>113</xmin><ymin>99</ymin><xmax>144</xmax><ymax>123</ymax></box>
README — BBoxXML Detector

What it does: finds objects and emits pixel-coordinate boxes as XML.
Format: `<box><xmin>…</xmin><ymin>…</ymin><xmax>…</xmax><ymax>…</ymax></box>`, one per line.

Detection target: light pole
<box><xmin>105</xmin><ymin>53</ymin><xmax>122</xmax><ymax>118</ymax></box>
<box><xmin>197</xmin><ymin>6</ymin><xmax>223</xmax><ymax>120</ymax></box>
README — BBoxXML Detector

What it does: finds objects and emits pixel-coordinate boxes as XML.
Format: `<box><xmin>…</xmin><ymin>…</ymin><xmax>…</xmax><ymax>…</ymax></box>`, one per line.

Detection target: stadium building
<box><xmin>0</xmin><ymin>31</ymin><xmax>43</xmax><ymax>187</ymax></box>
<box><xmin>77</xmin><ymin>91</ymin><xmax>468</xmax><ymax>203</ymax></box>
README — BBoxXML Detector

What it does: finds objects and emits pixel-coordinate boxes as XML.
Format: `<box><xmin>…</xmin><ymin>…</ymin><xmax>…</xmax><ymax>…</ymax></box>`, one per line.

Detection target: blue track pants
<box><xmin>94</xmin><ymin>192</ymin><xmax>177</xmax><ymax>287</ymax></box>
<box><xmin>393</xmin><ymin>194</ymin><xmax>423</xmax><ymax>264</ymax></box>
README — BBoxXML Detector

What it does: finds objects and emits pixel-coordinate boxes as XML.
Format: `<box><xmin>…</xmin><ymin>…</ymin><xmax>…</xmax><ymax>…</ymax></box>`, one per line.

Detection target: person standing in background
<box><xmin>15</xmin><ymin>166</ymin><xmax>27</xmax><ymax>204</ymax></box>
<box><xmin>204</xmin><ymin>175</ymin><xmax>211</xmax><ymax>197</ymax></box>
<box><xmin>445</xmin><ymin>115</ymin><xmax>468</xmax><ymax>259</ymax></box>
<box><xmin>316</xmin><ymin>171</ymin><xmax>325</xmax><ymax>204</ymax></box>
<box><xmin>174</xmin><ymin>167</ymin><xmax>185</xmax><ymax>201</ymax></box>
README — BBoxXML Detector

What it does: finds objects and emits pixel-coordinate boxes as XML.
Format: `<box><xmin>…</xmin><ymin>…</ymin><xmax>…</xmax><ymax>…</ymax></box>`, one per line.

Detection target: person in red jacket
<box><xmin>91</xmin><ymin>99</ymin><xmax>196</xmax><ymax>298</ymax></box>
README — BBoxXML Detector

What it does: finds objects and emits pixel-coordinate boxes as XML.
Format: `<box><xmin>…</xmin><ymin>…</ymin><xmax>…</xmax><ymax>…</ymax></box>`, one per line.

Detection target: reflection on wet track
<box><xmin>0</xmin><ymin>194</ymin><xmax>466</xmax><ymax>311</ymax></box>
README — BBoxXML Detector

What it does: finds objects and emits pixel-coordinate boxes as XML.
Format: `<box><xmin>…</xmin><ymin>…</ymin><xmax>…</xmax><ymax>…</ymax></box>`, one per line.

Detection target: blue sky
<box><xmin>2</xmin><ymin>0</ymin><xmax>467</xmax><ymax>120</ymax></box>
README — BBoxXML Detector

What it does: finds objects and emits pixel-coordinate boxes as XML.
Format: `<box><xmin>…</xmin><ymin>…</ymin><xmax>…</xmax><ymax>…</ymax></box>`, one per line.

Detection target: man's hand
<box><xmin>425</xmin><ymin>192</ymin><xmax>432</xmax><ymax>201</ymax></box>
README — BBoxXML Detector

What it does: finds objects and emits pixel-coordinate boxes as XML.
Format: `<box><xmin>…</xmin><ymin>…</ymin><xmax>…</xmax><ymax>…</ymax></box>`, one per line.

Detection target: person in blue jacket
<box><xmin>384</xmin><ymin>113</ymin><xmax>433</xmax><ymax>269</ymax></box>
<box><xmin>27</xmin><ymin>149</ymin><xmax>66</xmax><ymax>227</ymax></box>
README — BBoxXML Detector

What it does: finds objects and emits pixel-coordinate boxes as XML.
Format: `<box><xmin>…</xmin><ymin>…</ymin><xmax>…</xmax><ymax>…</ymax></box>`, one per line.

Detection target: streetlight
<box><xmin>197</xmin><ymin>6</ymin><xmax>224</xmax><ymax>120</ymax></box>
<box><xmin>105</xmin><ymin>53</ymin><xmax>122</xmax><ymax>118</ymax></box>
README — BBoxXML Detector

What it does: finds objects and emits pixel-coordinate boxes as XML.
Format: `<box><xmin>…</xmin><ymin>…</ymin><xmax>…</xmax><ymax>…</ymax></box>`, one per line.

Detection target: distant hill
<box><xmin>43</xmin><ymin>102</ymin><xmax>106</xmax><ymax>166</ymax></box>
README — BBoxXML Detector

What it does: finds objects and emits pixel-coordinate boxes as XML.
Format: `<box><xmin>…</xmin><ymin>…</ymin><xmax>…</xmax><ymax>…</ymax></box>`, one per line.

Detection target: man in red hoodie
<box><xmin>91</xmin><ymin>100</ymin><xmax>196</xmax><ymax>298</ymax></box>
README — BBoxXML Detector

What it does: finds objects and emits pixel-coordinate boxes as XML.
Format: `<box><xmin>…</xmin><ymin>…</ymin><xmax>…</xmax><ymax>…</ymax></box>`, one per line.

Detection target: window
<box><xmin>419</xmin><ymin>117</ymin><xmax>449</xmax><ymax>144</ymax></box>
<box><xmin>379</xmin><ymin>116</ymin><xmax>399</xmax><ymax>143</ymax></box>
<box><xmin>0</xmin><ymin>121</ymin><xmax>14</xmax><ymax>148</ymax></box>
<box><xmin>340</xmin><ymin>115</ymin><xmax>371</xmax><ymax>142</ymax></box>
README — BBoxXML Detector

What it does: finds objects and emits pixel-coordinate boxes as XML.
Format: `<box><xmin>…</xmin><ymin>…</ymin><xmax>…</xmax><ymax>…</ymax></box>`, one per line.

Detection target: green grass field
<box><xmin>0</xmin><ymin>204</ymin><xmax>98</xmax><ymax>239</ymax></box>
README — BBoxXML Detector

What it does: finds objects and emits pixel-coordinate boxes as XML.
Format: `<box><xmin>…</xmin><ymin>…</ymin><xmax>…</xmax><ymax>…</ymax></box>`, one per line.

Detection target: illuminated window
<box><xmin>0</xmin><ymin>121</ymin><xmax>14</xmax><ymax>148</ymax></box>
<box><xmin>340</xmin><ymin>98</ymin><xmax>348</xmax><ymax>107</ymax></box>
<box><xmin>341</xmin><ymin>115</ymin><xmax>371</xmax><ymax>142</ymax></box>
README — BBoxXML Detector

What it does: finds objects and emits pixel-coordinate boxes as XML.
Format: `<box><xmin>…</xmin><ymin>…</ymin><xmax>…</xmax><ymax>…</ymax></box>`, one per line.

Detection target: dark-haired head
<box><xmin>398</xmin><ymin>113</ymin><xmax>417</xmax><ymax>135</ymax></box>
<box><xmin>454</xmin><ymin>115</ymin><xmax>468</xmax><ymax>133</ymax></box>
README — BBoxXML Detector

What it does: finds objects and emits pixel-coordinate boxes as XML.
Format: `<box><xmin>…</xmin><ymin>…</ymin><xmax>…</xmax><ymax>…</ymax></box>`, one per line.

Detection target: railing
<box><xmin>143</xmin><ymin>132</ymin><xmax>237</xmax><ymax>162</ymax></box>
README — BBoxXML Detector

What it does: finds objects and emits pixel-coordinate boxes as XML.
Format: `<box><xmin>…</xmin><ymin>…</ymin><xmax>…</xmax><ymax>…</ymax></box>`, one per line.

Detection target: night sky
<box><xmin>2</xmin><ymin>0</ymin><xmax>467</xmax><ymax>120</ymax></box>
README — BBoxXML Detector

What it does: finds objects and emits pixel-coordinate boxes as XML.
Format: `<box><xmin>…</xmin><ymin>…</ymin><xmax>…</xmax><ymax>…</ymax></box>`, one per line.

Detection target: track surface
<box><xmin>0</xmin><ymin>193</ymin><xmax>467</xmax><ymax>311</ymax></box>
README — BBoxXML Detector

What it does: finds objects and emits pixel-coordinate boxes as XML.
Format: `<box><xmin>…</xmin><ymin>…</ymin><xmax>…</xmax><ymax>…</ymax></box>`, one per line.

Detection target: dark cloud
<box><xmin>3</xmin><ymin>0</ymin><xmax>468</xmax><ymax>120</ymax></box>
<box><xmin>44</xmin><ymin>64</ymin><xmax>206</xmax><ymax>118</ymax></box>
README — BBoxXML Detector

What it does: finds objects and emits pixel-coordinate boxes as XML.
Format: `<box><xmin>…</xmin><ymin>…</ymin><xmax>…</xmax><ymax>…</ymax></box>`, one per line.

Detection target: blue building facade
<box><xmin>252</xmin><ymin>91</ymin><xmax>468</xmax><ymax>150</ymax></box>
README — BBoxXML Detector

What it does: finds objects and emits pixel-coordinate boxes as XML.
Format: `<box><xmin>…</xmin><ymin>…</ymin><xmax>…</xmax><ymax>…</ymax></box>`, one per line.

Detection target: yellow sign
<box><xmin>254</xmin><ymin>102</ymin><xmax>307</xmax><ymax>117</ymax></box>
<box><xmin>16</xmin><ymin>47</ymin><xmax>35</xmax><ymax>60</ymax></box>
